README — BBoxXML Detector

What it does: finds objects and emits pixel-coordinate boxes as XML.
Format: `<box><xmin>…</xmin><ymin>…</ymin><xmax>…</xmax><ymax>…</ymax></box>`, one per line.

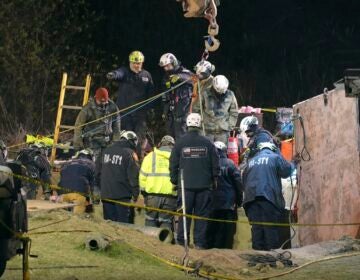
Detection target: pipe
<box><xmin>110</xmin><ymin>222</ymin><xmax>174</xmax><ymax>244</ymax></box>
<box><xmin>85</xmin><ymin>233</ymin><xmax>110</xmax><ymax>251</ymax></box>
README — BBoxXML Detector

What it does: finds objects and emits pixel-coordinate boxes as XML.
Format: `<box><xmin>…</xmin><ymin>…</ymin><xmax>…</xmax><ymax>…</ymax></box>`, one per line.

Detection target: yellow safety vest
<box><xmin>139</xmin><ymin>147</ymin><xmax>176</xmax><ymax>196</ymax></box>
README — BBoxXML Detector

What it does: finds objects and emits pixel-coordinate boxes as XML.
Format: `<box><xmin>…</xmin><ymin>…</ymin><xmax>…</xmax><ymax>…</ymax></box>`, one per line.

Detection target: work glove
<box><xmin>170</xmin><ymin>74</ymin><xmax>180</xmax><ymax>84</ymax></box>
<box><xmin>106</xmin><ymin>72</ymin><xmax>116</xmax><ymax>80</ymax></box>
<box><xmin>132</xmin><ymin>196</ymin><xmax>138</xmax><ymax>203</ymax></box>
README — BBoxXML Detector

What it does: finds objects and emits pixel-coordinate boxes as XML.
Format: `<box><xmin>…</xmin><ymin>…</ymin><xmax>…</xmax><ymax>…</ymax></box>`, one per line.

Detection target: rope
<box><xmin>1</xmin><ymin>169</ymin><xmax>359</xmax><ymax>227</ymax></box>
<box><xmin>7</xmin><ymin>78</ymin><xmax>191</xmax><ymax>151</ymax></box>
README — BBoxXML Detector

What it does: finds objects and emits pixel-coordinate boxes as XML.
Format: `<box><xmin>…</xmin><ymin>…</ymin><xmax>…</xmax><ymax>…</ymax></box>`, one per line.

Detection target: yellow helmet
<box><xmin>129</xmin><ymin>51</ymin><xmax>144</xmax><ymax>63</ymax></box>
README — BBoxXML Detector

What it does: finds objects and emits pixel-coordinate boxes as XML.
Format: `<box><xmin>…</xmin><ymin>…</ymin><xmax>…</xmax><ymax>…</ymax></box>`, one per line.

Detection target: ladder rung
<box><xmin>62</xmin><ymin>105</ymin><xmax>83</xmax><ymax>110</ymax></box>
<box><xmin>65</xmin><ymin>85</ymin><xmax>86</xmax><ymax>90</ymax></box>
<box><xmin>60</xmin><ymin>125</ymin><xmax>75</xmax><ymax>130</ymax></box>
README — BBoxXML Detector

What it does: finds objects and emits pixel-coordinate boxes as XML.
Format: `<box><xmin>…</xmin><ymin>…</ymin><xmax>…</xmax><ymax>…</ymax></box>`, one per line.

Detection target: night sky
<box><xmin>90</xmin><ymin>0</ymin><xmax>360</xmax><ymax>108</ymax></box>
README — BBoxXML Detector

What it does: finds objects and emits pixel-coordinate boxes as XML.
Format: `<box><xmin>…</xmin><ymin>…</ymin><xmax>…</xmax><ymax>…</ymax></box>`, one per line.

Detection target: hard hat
<box><xmin>214</xmin><ymin>141</ymin><xmax>227</xmax><ymax>152</ymax></box>
<box><xmin>95</xmin><ymin>87</ymin><xmax>109</xmax><ymax>102</ymax></box>
<box><xmin>159</xmin><ymin>135</ymin><xmax>175</xmax><ymax>146</ymax></box>
<box><xmin>159</xmin><ymin>53</ymin><xmax>178</xmax><ymax>67</ymax></box>
<box><xmin>257</xmin><ymin>142</ymin><xmax>277</xmax><ymax>151</ymax></box>
<box><xmin>74</xmin><ymin>148</ymin><xmax>94</xmax><ymax>160</ymax></box>
<box><xmin>240</xmin><ymin>116</ymin><xmax>259</xmax><ymax>133</ymax></box>
<box><xmin>186</xmin><ymin>113</ymin><xmax>202</xmax><ymax>128</ymax></box>
<box><xmin>129</xmin><ymin>51</ymin><xmax>145</xmax><ymax>63</ymax></box>
<box><xmin>213</xmin><ymin>75</ymin><xmax>229</xmax><ymax>94</ymax></box>
<box><xmin>194</xmin><ymin>60</ymin><xmax>215</xmax><ymax>78</ymax></box>
<box><xmin>121</xmin><ymin>131</ymin><xmax>138</xmax><ymax>146</ymax></box>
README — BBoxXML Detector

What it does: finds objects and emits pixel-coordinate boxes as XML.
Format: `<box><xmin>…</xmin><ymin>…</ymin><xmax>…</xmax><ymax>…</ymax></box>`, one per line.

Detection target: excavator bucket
<box><xmin>177</xmin><ymin>0</ymin><xmax>220</xmax><ymax>18</ymax></box>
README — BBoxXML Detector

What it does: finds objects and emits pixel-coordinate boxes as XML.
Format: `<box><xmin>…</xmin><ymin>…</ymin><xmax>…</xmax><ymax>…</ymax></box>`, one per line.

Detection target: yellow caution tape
<box><xmin>1</xmin><ymin>169</ymin><xmax>359</xmax><ymax>228</ymax></box>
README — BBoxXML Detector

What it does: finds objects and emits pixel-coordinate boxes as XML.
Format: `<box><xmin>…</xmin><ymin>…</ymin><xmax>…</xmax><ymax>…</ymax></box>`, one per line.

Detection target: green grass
<box><xmin>3</xmin><ymin>211</ymin><xmax>192</xmax><ymax>280</ymax></box>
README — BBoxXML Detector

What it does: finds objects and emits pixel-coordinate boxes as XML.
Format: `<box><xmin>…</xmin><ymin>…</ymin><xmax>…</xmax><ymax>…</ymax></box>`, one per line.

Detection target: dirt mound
<box><xmin>21</xmin><ymin>209</ymin><xmax>360</xmax><ymax>279</ymax></box>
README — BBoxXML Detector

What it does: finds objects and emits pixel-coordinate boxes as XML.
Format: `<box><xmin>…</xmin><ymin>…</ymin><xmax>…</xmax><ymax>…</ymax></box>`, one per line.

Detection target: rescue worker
<box><xmin>170</xmin><ymin>113</ymin><xmax>220</xmax><ymax>249</ymax></box>
<box><xmin>53</xmin><ymin>149</ymin><xmax>96</xmax><ymax>214</ymax></box>
<box><xmin>242</xmin><ymin>142</ymin><xmax>292</xmax><ymax>251</ymax></box>
<box><xmin>73</xmin><ymin>87</ymin><xmax>121</xmax><ymax>162</ymax></box>
<box><xmin>191</xmin><ymin>60</ymin><xmax>215</xmax><ymax>114</ymax></box>
<box><xmin>0</xmin><ymin>140</ymin><xmax>27</xmax><ymax>278</ymax></box>
<box><xmin>240</xmin><ymin>115</ymin><xmax>277</xmax><ymax>160</ymax></box>
<box><xmin>207</xmin><ymin>141</ymin><xmax>243</xmax><ymax>249</ymax></box>
<box><xmin>98</xmin><ymin>131</ymin><xmax>140</xmax><ymax>223</ymax></box>
<box><xmin>16</xmin><ymin>143</ymin><xmax>52</xmax><ymax>199</ymax></box>
<box><xmin>201</xmin><ymin>75</ymin><xmax>239</xmax><ymax>144</ymax></box>
<box><xmin>139</xmin><ymin>135</ymin><xmax>176</xmax><ymax>231</ymax></box>
<box><xmin>106</xmin><ymin>50</ymin><xmax>154</xmax><ymax>159</ymax></box>
<box><xmin>159</xmin><ymin>53</ymin><xmax>193</xmax><ymax>139</ymax></box>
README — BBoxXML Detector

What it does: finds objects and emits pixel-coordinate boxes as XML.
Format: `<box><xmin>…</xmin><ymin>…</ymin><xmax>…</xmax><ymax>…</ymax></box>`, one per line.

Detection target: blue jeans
<box><xmin>245</xmin><ymin>198</ymin><xmax>282</xmax><ymax>250</ymax></box>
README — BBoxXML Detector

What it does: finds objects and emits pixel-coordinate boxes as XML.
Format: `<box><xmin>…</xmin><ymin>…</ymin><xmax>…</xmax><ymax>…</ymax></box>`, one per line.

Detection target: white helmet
<box><xmin>240</xmin><ymin>116</ymin><xmax>259</xmax><ymax>133</ymax></box>
<box><xmin>159</xmin><ymin>53</ymin><xmax>178</xmax><ymax>67</ymax></box>
<box><xmin>120</xmin><ymin>131</ymin><xmax>138</xmax><ymax>146</ymax></box>
<box><xmin>194</xmin><ymin>60</ymin><xmax>215</xmax><ymax>78</ymax></box>
<box><xmin>213</xmin><ymin>75</ymin><xmax>229</xmax><ymax>94</ymax></box>
<box><xmin>214</xmin><ymin>141</ymin><xmax>227</xmax><ymax>152</ymax></box>
<box><xmin>257</xmin><ymin>142</ymin><xmax>277</xmax><ymax>151</ymax></box>
<box><xmin>74</xmin><ymin>148</ymin><xmax>94</xmax><ymax>160</ymax></box>
<box><xmin>186</xmin><ymin>113</ymin><xmax>202</xmax><ymax>128</ymax></box>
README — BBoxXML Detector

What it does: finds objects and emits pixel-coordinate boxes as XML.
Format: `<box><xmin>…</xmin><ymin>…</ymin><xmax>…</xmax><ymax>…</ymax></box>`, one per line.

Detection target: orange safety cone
<box><xmin>227</xmin><ymin>131</ymin><xmax>239</xmax><ymax>166</ymax></box>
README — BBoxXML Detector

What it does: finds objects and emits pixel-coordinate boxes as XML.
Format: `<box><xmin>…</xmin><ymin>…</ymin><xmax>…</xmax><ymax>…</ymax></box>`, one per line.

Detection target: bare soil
<box><xmin>2</xmin><ymin>207</ymin><xmax>360</xmax><ymax>280</ymax></box>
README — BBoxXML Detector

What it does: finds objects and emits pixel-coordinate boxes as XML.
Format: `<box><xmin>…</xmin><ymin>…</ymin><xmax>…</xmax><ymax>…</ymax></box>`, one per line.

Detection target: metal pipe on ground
<box><xmin>85</xmin><ymin>233</ymin><xmax>110</xmax><ymax>251</ymax></box>
<box><xmin>109</xmin><ymin>222</ymin><xmax>174</xmax><ymax>244</ymax></box>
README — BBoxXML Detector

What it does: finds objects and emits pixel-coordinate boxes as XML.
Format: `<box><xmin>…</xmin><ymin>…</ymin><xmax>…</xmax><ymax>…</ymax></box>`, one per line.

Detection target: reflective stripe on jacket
<box><xmin>139</xmin><ymin>147</ymin><xmax>176</xmax><ymax>196</ymax></box>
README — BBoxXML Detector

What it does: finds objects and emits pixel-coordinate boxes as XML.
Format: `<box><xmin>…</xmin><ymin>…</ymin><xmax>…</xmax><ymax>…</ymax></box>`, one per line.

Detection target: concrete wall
<box><xmin>293</xmin><ymin>88</ymin><xmax>360</xmax><ymax>246</ymax></box>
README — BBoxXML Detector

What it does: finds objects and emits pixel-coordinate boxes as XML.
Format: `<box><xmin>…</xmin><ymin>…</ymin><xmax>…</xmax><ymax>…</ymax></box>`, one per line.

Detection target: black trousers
<box><xmin>102</xmin><ymin>199</ymin><xmax>134</xmax><ymax>224</ymax></box>
<box><xmin>166</xmin><ymin>115</ymin><xmax>186</xmax><ymax>140</ymax></box>
<box><xmin>177</xmin><ymin>189</ymin><xmax>212</xmax><ymax>249</ymax></box>
<box><xmin>245</xmin><ymin>199</ymin><xmax>282</xmax><ymax>251</ymax></box>
<box><xmin>207</xmin><ymin>209</ymin><xmax>237</xmax><ymax>249</ymax></box>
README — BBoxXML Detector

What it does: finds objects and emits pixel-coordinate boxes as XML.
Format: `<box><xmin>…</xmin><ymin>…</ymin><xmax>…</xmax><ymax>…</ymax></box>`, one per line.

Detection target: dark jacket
<box><xmin>58</xmin><ymin>157</ymin><xmax>95</xmax><ymax>196</ymax></box>
<box><xmin>242</xmin><ymin>148</ymin><xmax>292</xmax><ymax>210</ymax></box>
<box><xmin>169</xmin><ymin>129</ymin><xmax>220</xmax><ymax>190</ymax></box>
<box><xmin>213</xmin><ymin>150</ymin><xmax>243</xmax><ymax>210</ymax></box>
<box><xmin>113</xmin><ymin>66</ymin><xmax>154</xmax><ymax>118</ymax></box>
<box><xmin>98</xmin><ymin>140</ymin><xmax>140</xmax><ymax>199</ymax></box>
<box><xmin>16</xmin><ymin>148</ymin><xmax>51</xmax><ymax>192</ymax></box>
<box><xmin>162</xmin><ymin>66</ymin><xmax>193</xmax><ymax>119</ymax></box>
<box><xmin>247</xmin><ymin>127</ymin><xmax>277</xmax><ymax>158</ymax></box>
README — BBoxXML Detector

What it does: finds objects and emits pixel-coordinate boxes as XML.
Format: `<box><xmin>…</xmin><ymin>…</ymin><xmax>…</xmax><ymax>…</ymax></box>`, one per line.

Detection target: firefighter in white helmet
<box><xmin>169</xmin><ymin>113</ymin><xmax>220</xmax><ymax>249</ymax></box>
<box><xmin>191</xmin><ymin>60</ymin><xmax>216</xmax><ymax>114</ymax></box>
<box><xmin>200</xmin><ymin>75</ymin><xmax>239</xmax><ymax>143</ymax></box>
<box><xmin>159</xmin><ymin>53</ymin><xmax>194</xmax><ymax>139</ymax></box>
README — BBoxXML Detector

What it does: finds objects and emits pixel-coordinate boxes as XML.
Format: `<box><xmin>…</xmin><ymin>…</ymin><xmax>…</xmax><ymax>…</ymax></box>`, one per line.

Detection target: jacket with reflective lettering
<box><xmin>170</xmin><ymin>129</ymin><xmax>220</xmax><ymax>190</ymax></box>
<box><xmin>97</xmin><ymin>140</ymin><xmax>140</xmax><ymax>200</ymax></box>
<box><xmin>139</xmin><ymin>146</ymin><xmax>176</xmax><ymax>196</ymax></box>
<box><xmin>242</xmin><ymin>148</ymin><xmax>292</xmax><ymax>210</ymax></box>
